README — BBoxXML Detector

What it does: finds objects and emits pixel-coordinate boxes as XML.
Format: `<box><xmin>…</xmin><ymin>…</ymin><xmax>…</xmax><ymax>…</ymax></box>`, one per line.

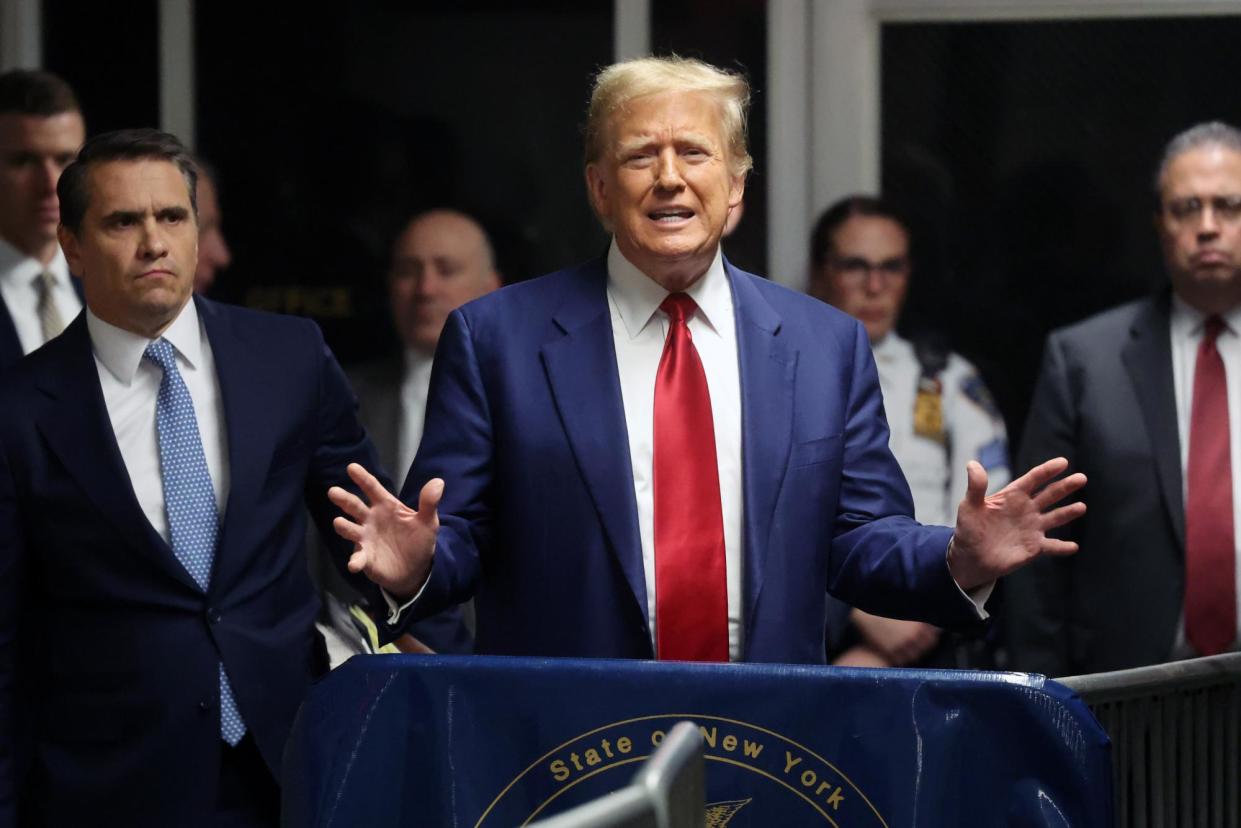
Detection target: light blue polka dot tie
<box><xmin>144</xmin><ymin>338</ymin><xmax>246</xmax><ymax>747</ymax></box>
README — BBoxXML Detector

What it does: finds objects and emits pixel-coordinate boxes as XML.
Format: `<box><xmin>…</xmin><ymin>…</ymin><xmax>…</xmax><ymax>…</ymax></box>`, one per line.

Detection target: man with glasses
<box><xmin>1007</xmin><ymin>121</ymin><xmax>1241</xmax><ymax>675</ymax></box>
<box><xmin>809</xmin><ymin>195</ymin><xmax>1010</xmax><ymax>668</ymax></box>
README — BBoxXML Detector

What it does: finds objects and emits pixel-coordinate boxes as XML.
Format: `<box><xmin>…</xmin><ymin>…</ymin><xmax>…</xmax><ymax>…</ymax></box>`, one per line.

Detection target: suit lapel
<box><xmin>197</xmin><ymin>297</ymin><xmax>279</xmax><ymax>591</ymax></box>
<box><xmin>729</xmin><ymin>264</ymin><xmax>796</xmax><ymax>637</ymax></box>
<box><xmin>1121</xmin><ymin>293</ymin><xmax>1184</xmax><ymax>550</ymax></box>
<box><xmin>0</xmin><ymin>294</ymin><xmax>23</xmax><ymax>369</ymax></box>
<box><xmin>540</xmin><ymin>261</ymin><xmax>647</xmax><ymax>618</ymax></box>
<box><xmin>35</xmin><ymin>315</ymin><xmax>196</xmax><ymax>589</ymax></box>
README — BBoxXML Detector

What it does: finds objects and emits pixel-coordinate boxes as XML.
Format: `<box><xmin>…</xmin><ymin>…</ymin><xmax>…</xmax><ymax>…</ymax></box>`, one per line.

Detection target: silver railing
<box><xmin>1059</xmin><ymin>653</ymin><xmax>1241</xmax><ymax>827</ymax></box>
<box><xmin>527</xmin><ymin>721</ymin><xmax>705</xmax><ymax>828</ymax></box>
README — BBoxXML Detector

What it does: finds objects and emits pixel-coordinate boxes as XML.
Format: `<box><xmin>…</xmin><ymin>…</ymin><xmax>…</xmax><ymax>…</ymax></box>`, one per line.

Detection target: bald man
<box><xmin>379</xmin><ymin>209</ymin><xmax>502</xmax><ymax>474</ymax></box>
<box><xmin>315</xmin><ymin>209</ymin><xmax>500</xmax><ymax>657</ymax></box>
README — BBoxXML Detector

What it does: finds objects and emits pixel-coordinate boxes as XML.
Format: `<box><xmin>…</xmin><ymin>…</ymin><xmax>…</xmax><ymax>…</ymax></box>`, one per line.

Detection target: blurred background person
<box><xmin>192</xmin><ymin>157</ymin><xmax>232</xmax><ymax>294</ymax></box>
<box><xmin>0</xmin><ymin>69</ymin><xmax>85</xmax><ymax>370</ymax></box>
<box><xmin>1008</xmin><ymin>122</ymin><xmax>1241</xmax><ymax>675</ymax></box>
<box><xmin>366</xmin><ymin>208</ymin><xmax>502</xmax><ymax>481</ymax></box>
<box><xmin>313</xmin><ymin>208</ymin><xmax>500</xmax><ymax>661</ymax></box>
<box><xmin>809</xmin><ymin>194</ymin><xmax>1010</xmax><ymax>668</ymax></box>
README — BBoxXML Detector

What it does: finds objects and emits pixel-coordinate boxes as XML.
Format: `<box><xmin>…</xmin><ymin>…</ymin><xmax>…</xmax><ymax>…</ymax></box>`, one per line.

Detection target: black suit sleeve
<box><xmin>302</xmin><ymin>331</ymin><xmax>395</xmax><ymax>622</ymax></box>
<box><xmin>0</xmin><ymin>432</ymin><xmax>23</xmax><ymax>824</ymax></box>
<box><xmin>1004</xmin><ymin>333</ymin><xmax>1079</xmax><ymax>676</ymax></box>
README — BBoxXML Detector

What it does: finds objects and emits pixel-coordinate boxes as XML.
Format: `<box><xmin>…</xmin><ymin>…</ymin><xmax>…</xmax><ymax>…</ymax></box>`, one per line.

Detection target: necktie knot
<box><xmin>143</xmin><ymin>338</ymin><xmax>178</xmax><ymax>374</ymax></box>
<box><xmin>660</xmin><ymin>293</ymin><xmax>697</xmax><ymax>326</ymax></box>
<box><xmin>1204</xmin><ymin>315</ymin><xmax>1228</xmax><ymax>346</ymax></box>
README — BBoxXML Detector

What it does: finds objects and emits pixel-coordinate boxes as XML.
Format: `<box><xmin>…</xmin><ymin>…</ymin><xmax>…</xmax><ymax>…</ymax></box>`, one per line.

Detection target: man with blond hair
<box><xmin>330</xmin><ymin>56</ymin><xmax>1086</xmax><ymax>663</ymax></box>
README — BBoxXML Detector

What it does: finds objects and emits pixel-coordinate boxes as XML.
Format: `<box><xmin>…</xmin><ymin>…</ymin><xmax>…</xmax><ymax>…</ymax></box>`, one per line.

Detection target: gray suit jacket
<box><xmin>1005</xmin><ymin>292</ymin><xmax>1184</xmax><ymax>676</ymax></box>
<box><xmin>349</xmin><ymin>357</ymin><xmax>405</xmax><ymax>485</ymax></box>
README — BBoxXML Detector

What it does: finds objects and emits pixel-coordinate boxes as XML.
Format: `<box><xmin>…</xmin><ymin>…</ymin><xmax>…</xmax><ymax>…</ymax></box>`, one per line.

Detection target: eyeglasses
<box><xmin>827</xmin><ymin>256</ymin><xmax>910</xmax><ymax>284</ymax></box>
<box><xmin>1163</xmin><ymin>195</ymin><xmax>1241</xmax><ymax>224</ymax></box>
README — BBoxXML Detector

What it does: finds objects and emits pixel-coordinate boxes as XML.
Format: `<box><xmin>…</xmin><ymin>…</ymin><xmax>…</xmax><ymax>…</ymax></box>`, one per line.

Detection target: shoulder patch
<box><xmin>960</xmin><ymin>374</ymin><xmax>1001</xmax><ymax>419</ymax></box>
<box><xmin>978</xmin><ymin>437</ymin><xmax>1009</xmax><ymax>471</ymax></box>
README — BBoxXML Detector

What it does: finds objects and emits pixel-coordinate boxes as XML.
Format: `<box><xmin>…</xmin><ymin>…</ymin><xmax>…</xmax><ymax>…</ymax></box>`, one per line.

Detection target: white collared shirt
<box><xmin>606</xmin><ymin>241</ymin><xmax>745</xmax><ymax>660</ymax></box>
<box><xmin>396</xmin><ymin>347</ymin><xmax>435</xmax><ymax>487</ymax></box>
<box><xmin>87</xmin><ymin>299</ymin><xmax>230</xmax><ymax>544</ymax></box>
<box><xmin>0</xmin><ymin>238</ymin><xmax>82</xmax><ymax>354</ymax></box>
<box><xmin>1169</xmin><ymin>295</ymin><xmax>1241</xmax><ymax>655</ymax></box>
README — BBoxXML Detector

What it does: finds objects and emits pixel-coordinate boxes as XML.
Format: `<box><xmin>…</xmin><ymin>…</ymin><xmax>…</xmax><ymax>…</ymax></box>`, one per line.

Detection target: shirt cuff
<box><xmin>947</xmin><ymin>537</ymin><xmax>993</xmax><ymax>620</ymax></box>
<box><xmin>381</xmin><ymin>572</ymin><xmax>430</xmax><ymax>625</ymax></box>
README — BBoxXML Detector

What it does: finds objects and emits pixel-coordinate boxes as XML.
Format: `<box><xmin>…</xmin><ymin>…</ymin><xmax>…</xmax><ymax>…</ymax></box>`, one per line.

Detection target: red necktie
<box><xmin>1185</xmin><ymin>315</ymin><xmax>1237</xmax><ymax>656</ymax></box>
<box><xmin>653</xmin><ymin>293</ymin><xmax>728</xmax><ymax>661</ymax></box>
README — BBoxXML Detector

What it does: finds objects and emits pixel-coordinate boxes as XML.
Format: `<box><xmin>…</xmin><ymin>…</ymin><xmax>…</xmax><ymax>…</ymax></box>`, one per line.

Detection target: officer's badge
<box><xmin>914</xmin><ymin>376</ymin><xmax>945</xmax><ymax>443</ymax></box>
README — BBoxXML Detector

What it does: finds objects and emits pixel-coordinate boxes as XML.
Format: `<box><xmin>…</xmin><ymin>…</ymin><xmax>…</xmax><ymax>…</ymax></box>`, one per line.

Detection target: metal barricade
<box><xmin>1059</xmin><ymin>653</ymin><xmax>1241</xmax><ymax>827</ymax></box>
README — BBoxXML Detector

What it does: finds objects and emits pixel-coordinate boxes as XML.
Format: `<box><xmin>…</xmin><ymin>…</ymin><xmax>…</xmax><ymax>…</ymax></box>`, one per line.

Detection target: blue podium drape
<box><xmin>283</xmin><ymin>655</ymin><xmax>1111</xmax><ymax>826</ymax></box>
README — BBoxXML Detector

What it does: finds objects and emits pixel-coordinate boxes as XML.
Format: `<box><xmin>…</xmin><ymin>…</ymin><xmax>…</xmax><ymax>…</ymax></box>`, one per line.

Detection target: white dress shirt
<box><xmin>872</xmin><ymin>333</ymin><xmax>1010</xmax><ymax>527</ymax></box>
<box><xmin>1169</xmin><ymin>295</ymin><xmax>1241</xmax><ymax>655</ymax></box>
<box><xmin>87</xmin><ymin>300</ymin><xmax>229</xmax><ymax>544</ymax></box>
<box><xmin>606</xmin><ymin>241</ymin><xmax>745</xmax><ymax>660</ymax></box>
<box><xmin>0</xmin><ymin>238</ymin><xmax>82</xmax><ymax>354</ymax></box>
<box><xmin>396</xmin><ymin>347</ymin><xmax>435</xmax><ymax>483</ymax></box>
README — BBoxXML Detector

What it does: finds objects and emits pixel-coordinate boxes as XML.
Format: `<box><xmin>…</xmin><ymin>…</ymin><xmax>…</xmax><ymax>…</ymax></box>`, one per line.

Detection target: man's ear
<box><xmin>585</xmin><ymin>164</ymin><xmax>610</xmax><ymax>221</ymax></box>
<box><xmin>57</xmin><ymin>225</ymin><xmax>81</xmax><ymax>275</ymax></box>
<box><xmin>728</xmin><ymin>172</ymin><xmax>746</xmax><ymax>210</ymax></box>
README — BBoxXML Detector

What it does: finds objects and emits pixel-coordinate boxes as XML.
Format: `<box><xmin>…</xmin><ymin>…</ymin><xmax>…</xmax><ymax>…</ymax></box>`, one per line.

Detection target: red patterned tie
<box><xmin>653</xmin><ymin>293</ymin><xmax>728</xmax><ymax>661</ymax></box>
<box><xmin>1185</xmin><ymin>315</ymin><xmax>1237</xmax><ymax>656</ymax></box>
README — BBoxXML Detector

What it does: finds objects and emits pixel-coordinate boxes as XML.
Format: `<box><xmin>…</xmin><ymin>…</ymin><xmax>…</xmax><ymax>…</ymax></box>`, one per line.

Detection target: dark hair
<box><xmin>0</xmin><ymin>69</ymin><xmax>80</xmax><ymax>117</ymax></box>
<box><xmin>57</xmin><ymin>128</ymin><xmax>197</xmax><ymax>234</ymax></box>
<box><xmin>809</xmin><ymin>194</ymin><xmax>911</xmax><ymax>269</ymax></box>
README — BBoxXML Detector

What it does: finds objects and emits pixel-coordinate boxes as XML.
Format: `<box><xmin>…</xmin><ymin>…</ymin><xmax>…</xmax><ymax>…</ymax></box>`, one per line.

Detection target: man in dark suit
<box><xmin>316</xmin><ymin>209</ymin><xmax>498</xmax><ymax>657</ymax></box>
<box><xmin>1007</xmin><ymin>121</ymin><xmax>1241</xmax><ymax>676</ymax></box>
<box><xmin>331</xmin><ymin>56</ymin><xmax>1085</xmax><ymax>663</ymax></box>
<box><xmin>0</xmin><ymin>130</ymin><xmax>403</xmax><ymax>825</ymax></box>
<box><xmin>359</xmin><ymin>208</ymin><xmax>501</xmax><ymax>494</ymax></box>
<box><xmin>0</xmin><ymin>70</ymin><xmax>85</xmax><ymax>370</ymax></box>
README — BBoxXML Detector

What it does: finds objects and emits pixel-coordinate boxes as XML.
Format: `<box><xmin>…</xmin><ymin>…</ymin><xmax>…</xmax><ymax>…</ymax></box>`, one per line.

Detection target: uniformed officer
<box><xmin>809</xmin><ymin>194</ymin><xmax>1009</xmax><ymax>668</ymax></box>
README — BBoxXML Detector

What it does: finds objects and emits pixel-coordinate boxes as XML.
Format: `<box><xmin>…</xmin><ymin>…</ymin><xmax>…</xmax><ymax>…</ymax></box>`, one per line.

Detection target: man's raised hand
<box><xmin>328</xmin><ymin>463</ymin><xmax>443</xmax><ymax>601</ymax></box>
<box><xmin>948</xmin><ymin>457</ymin><xmax>1086</xmax><ymax>592</ymax></box>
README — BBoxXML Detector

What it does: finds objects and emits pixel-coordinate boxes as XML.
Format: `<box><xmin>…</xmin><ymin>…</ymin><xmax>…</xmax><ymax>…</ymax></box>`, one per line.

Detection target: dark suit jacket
<box><xmin>0</xmin><ymin>277</ymin><xmax>85</xmax><ymax>372</ymax></box>
<box><xmin>316</xmin><ymin>356</ymin><xmax>473</xmax><ymax>654</ymax></box>
<box><xmin>402</xmin><ymin>257</ymin><xmax>979</xmax><ymax>662</ymax></box>
<box><xmin>1006</xmin><ymin>292</ymin><xmax>1185</xmax><ymax>676</ymax></box>
<box><xmin>0</xmin><ymin>296</ymin><xmax>387</xmax><ymax>825</ymax></box>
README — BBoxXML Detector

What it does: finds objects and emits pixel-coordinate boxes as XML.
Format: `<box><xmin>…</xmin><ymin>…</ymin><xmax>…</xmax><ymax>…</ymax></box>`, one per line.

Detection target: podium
<box><xmin>282</xmin><ymin>655</ymin><xmax>1112</xmax><ymax>826</ymax></box>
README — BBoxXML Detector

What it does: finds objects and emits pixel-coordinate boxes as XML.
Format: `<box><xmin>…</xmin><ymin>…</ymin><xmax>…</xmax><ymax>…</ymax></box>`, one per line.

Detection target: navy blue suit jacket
<box><xmin>402</xmin><ymin>258</ymin><xmax>977</xmax><ymax>663</ymax></box>
<box><xmin>0</xmin><ymin>297</ymin><xmax>387</xmax><ymax>825</ymax></box>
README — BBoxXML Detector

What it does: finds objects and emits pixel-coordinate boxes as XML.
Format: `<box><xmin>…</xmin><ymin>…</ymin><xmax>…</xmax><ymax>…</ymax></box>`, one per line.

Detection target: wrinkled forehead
<box><xmin>605</xmin><ymin>90</ymin><xmax>728</xmax><ymax>151</ymax></box>
<box><xmin>1160</xmin><ymin>143</ymin><xmax>1241</xmax><ymax>197</ymax></box>
<box><xmin>85</xmin><ymin>159</ymin><xmax>193</xmax><ymax>212</ymax></box>
<box><xmin>0</xmin><ymin>109</ymin><xmax>84</xmax><ymax>151</ymax></box>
